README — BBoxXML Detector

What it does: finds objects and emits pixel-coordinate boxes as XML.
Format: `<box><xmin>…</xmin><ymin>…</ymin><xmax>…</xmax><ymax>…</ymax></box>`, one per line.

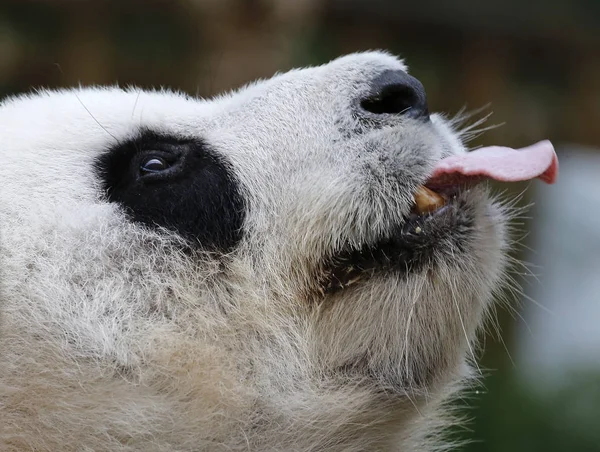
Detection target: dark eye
<box><xmin>140</xmin><ymin>157</ymin><xmax>169</xmax><ymax>174</ymax></box>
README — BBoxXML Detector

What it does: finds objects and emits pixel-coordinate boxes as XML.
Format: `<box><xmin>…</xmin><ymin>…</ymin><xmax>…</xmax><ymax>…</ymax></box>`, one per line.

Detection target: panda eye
<box><xmin>140</xmin><ymin>157</ymin><xmax>169</xmax><ymax>174</ymax></box>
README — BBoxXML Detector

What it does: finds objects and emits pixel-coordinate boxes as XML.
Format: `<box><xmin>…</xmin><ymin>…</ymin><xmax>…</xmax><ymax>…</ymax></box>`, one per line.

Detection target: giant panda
<box><xmin>0</xmin><ymin>51</ymin><xmax>557</xmax><ymax>451</ymax></box>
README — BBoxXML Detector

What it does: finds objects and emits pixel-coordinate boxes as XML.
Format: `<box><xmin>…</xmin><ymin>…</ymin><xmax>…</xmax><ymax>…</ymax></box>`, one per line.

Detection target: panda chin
<box><xmin>322</xmin><ymin>188</ymin><xmax>480</xmax><ymax>294</ymax></box>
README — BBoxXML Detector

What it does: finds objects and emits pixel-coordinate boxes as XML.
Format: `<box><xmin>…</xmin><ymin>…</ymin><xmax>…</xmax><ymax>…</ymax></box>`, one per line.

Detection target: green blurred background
<box><xmin>1</xmin><ymin>0</ymin><xmax>599</xmax><ymax>450</ymax></box>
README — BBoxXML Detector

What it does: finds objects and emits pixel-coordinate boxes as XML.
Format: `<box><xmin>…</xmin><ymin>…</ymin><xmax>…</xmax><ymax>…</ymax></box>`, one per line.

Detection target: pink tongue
<box><xmin>430</xmin><ymin>140</ymin><xmax>558</xmax><ymax>185</ymax></box>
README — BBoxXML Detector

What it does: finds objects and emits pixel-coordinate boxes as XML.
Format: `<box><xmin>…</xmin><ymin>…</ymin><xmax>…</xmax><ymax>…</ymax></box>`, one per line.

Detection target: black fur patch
<box><xmin>96</xmin><ymin>131</ymin><xmax>245</xmax><ymax>252</ymax></box>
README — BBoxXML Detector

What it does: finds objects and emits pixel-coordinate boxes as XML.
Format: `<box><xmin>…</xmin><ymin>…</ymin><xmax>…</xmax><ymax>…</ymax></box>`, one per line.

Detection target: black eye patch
<box><xmin>96</xmin><ymin>131</ymin><xmax>245</xmax><ymax>252</ymax></box>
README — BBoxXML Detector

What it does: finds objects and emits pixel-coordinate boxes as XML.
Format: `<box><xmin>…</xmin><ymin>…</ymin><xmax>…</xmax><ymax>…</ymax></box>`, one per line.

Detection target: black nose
<box><xmin>360</xmin><ymin>70</ymin><xmax>429</xmax><ymax>120</ymax></box>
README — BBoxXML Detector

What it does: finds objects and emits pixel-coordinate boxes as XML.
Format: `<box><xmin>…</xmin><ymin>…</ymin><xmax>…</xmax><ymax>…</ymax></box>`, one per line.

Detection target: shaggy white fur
<box><xmin>0</xmin><ymin>52</ymin><xmax>509</xmax><ymax>451</ymax></box>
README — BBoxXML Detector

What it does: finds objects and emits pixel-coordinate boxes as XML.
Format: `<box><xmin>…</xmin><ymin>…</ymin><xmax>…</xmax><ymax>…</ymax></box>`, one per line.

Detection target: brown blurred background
<box><xmin>1</xmin><ymin>0</ymin><xmax>599</xmax><ymax>450</ymax></box>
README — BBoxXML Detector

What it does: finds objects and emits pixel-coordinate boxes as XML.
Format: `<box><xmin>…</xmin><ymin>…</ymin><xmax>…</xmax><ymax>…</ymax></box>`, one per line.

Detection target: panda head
<box><xmin>1</xmin><ymin>51</ymin><xmax>519</xmax><ymax>449</ymax></box>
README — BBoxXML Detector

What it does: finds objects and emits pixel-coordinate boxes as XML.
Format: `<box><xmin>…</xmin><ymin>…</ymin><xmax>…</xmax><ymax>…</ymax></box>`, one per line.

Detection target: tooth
<box><xmin>413</xmin><ymin>186</ymin><xmax>446</xmax><ymax>214</ymax></box>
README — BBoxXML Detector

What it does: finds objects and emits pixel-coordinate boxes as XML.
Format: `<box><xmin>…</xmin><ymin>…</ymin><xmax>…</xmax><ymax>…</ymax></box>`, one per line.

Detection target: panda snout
<box><xmin>359</xmin><ymin>69</ymin><xmax>429</xmax><ymax>120</ymax></box>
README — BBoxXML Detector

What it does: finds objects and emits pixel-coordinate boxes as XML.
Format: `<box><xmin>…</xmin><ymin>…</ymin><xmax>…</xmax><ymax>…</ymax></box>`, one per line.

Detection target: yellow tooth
<box><xmin>413</xmin><ymin>186</ymin><xmax>446</xmax><ymax>214</ymax></box>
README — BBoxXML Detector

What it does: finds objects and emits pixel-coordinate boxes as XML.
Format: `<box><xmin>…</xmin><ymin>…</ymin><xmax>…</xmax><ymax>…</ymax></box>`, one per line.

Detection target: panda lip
<box><xmin>321</xmin><ymin>193</ymin><xmax>465</xmax><ymax>295</ymax></box>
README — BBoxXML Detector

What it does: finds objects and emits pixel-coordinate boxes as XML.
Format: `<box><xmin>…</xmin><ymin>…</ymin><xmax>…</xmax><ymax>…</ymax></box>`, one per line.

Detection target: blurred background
<box><xmin>1</xmin><ymin>0</ymin><xmax>599</xmax><ymax>450</ymax></box>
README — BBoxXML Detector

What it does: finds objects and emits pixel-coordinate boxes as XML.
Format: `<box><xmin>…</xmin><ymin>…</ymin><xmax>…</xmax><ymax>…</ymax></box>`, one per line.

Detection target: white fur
<box><xmin>0</xmin><ymin>52</ymin><xmax>508</xmax><ymax>451</ymax></box>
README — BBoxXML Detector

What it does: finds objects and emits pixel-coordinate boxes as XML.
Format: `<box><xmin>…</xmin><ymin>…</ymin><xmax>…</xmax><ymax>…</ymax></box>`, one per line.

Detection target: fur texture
<box><xmin>0</xmin><ymin>52</ymin><xmax>509</xmax><ymax>451</ymax></box>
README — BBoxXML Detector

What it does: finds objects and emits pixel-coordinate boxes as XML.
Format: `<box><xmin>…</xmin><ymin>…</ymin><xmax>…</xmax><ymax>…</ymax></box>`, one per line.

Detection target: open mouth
<box><xmin>322</xmin><ymin>182</ymin><xmax>469</xmax><ymax>295</ymax></box>
<box><xmin>321</xmin><ymin>141</ymin><xmax>559</xmax><ymax>295</ymax></box>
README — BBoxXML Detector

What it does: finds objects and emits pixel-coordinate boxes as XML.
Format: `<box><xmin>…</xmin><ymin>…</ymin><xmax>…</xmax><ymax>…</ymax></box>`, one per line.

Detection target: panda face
<box><xmin>0</xmin><ymin>52</ymin><xmax>508</xmax><ymax>450</ymax></box>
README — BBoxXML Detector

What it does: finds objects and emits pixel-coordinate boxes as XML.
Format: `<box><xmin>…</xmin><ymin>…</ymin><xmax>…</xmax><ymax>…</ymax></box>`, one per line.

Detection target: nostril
<box><xmin>360</xmin><ymin>85</ymin><xmax>419</xmax><ymax>116</ymax></box>
<box><xmin>360</xmin><ymin>70</ymin><xmax>429</xmax><ymax>120</ymax></box>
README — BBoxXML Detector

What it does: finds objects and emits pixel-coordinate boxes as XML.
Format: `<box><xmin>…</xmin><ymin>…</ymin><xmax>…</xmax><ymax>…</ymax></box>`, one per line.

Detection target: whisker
<box><xmin>401</xmin><ymin>272</ymin><xmax>427</xmax><ymax>416</ymax></box>
<box><xmin>448</xmin><ymin>104</ymin><xmax>491</xmax><ymax>128</ymax></box>
<box><xmin>486</xmin><ymin>303</ymin><xmax>517</xmax><ymax>369</ymax></box>
<box><xmin>131</xmin><ymin>89</ymin><xmax>142</xmax><ymax>120</ymax></box>
<box><xmin>74</xmin><ymin>92</ymin><xmax>118</xmax><ymax>143</ymax></box>
<box><xmin>450</xmin><ymin>265</ymin><xmax>483</xmax><ymax>378</ymax></box>
<box><xmin>448</xmin><ymin>105</ymin><xmax>505</xmax><ymax>144</ymax></box>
